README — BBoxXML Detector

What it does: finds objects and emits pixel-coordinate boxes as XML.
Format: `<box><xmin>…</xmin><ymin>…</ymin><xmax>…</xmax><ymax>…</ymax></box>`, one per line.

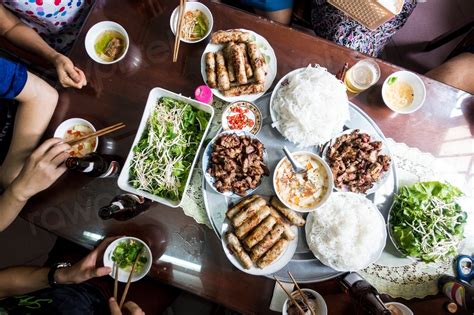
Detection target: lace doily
<box><xmin>181</xmin><ymin>105</ymin><xmax>473</xmax><ymax>300</ymax></box>
<box><xmin>180</xmin><ymin>97</ymin><xmax>228</xmax><ymax>228</ymax></box>
<box><xmin>359</xmin><ymin>138</ymin><xmax>474</xmax><ymax>299</ymax></box>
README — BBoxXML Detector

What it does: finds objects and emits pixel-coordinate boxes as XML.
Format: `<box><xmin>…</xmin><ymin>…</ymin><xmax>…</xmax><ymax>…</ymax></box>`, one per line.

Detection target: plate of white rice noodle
<box><xmin>270</xmin><ymin>65</ymin><xmax>349</xmax><ymax>147</ymax></box>
<box><xmin>305</xmin><ymin>192</ymin><xmax>387</xmax><ymax>271</ymax></box>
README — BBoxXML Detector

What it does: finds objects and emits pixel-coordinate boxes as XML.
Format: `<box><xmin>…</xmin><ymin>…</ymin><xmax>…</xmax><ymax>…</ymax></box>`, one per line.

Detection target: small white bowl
<box><xmin>103</xmin><ymin>236</ymin><xmax>153</xmax><ymax>283</ymax></box>
<box><xmin>54</xmin><ymin>118</ymin><xmax>98</xmax><ymax>153</ymax></box>
<box><xmin>273</xmin><ymin>151</ymin><xmax>333</xmax><ymax>213</ymax></box>
<box><xmin>385</xmin><ymin>302</ymin><xmax>414</xmax><ymax>315</ymax></box>
<box><xmin>170</xmin><ymin>2</ymin><xmax>213</xmax><ymax>44</ymax></box>
<box><xmin>282</xmin><ymin>289</ymin><xmax>328</xmax><ymax>315</ymax></box>
<box><xmin>382</xmin><ymin>71</ymin><xmax>426</xmax><ymax>114</ymax></box>
<box><xmin>85</xmin><ymin>21</ymin><xmax>129</xmax><ymax>64</ymax></box>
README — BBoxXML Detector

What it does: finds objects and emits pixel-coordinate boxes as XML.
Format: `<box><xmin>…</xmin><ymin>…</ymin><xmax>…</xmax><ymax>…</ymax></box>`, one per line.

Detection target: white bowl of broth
<box><xmin>85</xmin><ymin>21</ymin><xmax>129</xmax><ymax>64</ymax></box>
<box><xmin>382</xmin><ymin>71</ymin><xmax>426</xmax><ymax>114</ymax></box>
<box><xmin>170</xmin><ymin>2</ymin><xmax>213</xmax><ymax>44</ymax></box>
<box><xmin>54</xmin><ymin>118</ymin><xmax>98</xmax><ymax>157</ymax></box>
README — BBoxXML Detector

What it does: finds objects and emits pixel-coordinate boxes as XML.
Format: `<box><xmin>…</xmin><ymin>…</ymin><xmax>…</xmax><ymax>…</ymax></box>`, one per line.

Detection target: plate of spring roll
<box><xmin>200</xmin><ymin>29</ymin><xmax>277</xmax><ymax>102</ymax></box>
<box><xmin>221</xmin><ymin>195</ymin><xmax>302</xmax><ymax>275</ymax></box>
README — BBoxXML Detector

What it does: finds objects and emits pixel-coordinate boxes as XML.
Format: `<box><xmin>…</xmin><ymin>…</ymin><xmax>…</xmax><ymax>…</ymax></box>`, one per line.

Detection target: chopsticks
<box><xmin>118</xmin><ymin>248</ymin><xmax>143</xmax><ymax>309</ymax></box>
<box><xmin>288</xmin><ymin>271</ymin><xmax>316</xmax><ymax>315</ymax></box>
<box><xmin>66</xmin><ymin>122</ymin><xmax>125</xmax><ymax>147</ymax></box>
<box><xmin>113</xmin><ymin>262</ymin><xmax>119</xmax><ymax>301</ymax></box>
<box><xmin>172</xmin><ymin>0</ymin><xmax>186</xmax><ymax>62</ymax></box>
<box><xmin>274</xmin><ymin>275</ymin><xmax>306</xmax><ymax>315</ymax></box>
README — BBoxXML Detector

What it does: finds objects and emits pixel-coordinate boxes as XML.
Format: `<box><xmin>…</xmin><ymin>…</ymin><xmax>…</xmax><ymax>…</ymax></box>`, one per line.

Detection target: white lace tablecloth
<box><xmin>180</xmin><ymin>99</ymin><xmax>473</xmax><ymax>299</ymax></box>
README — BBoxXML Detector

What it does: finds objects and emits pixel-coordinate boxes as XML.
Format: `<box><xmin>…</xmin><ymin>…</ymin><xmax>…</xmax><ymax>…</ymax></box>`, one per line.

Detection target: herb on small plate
<box><xmin>112</xmin><ymin>240</ymin><xmax>148</xmax><ymax>274</ymax></box>
<box><xmin>389</xmin><ymin>181</ymin><xmax>466</xmax><ymax>262</ymax></box>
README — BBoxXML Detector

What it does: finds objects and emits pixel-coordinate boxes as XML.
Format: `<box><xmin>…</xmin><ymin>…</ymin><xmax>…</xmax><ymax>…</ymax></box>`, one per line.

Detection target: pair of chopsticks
<box><xmin>172</xmin><ymin>0</ymin><xmax>186</xmax><ymax>62</ymax></box>
<box><xmin>113</xmin><ymin>248</ymin><xmax>143</xmax><ymax>309</ymax></box>
<box><xmin>66</xmin><ymin>122</ymin><xmax>125</xmax><ymax>147</ymax></box>
<box><xmin>274</xmin><ymin>271</ymin><xmax>317</xmax><ymax>315</ymax></box>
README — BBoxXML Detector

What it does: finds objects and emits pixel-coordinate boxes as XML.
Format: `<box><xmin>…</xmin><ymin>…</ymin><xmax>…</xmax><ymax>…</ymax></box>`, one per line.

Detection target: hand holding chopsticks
<box><xmin>114</xmin><ymin>248</ymin><xmax>143</xmax><ymax>309</ymax></box>
<box><xmin>173</xmin><ymin>0</ymin><xmax>186</xmax><ymax>62</ymax></box>
<box><xmin>66</xmin><ymin>122</ymin><xmax>125</xmax><ymax>147</ymax></box>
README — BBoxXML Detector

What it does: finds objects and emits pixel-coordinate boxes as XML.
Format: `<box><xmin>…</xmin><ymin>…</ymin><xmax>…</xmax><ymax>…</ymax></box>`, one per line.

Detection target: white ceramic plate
<box><xmin>200</xmin><ymin>29</ymin><xmax>277</xmax><ymax>103</ymax></box>
<box><xmin>117</xmin><ymin>87</ymin><xmax>214</xmax><ymax>208</ymax></box>
<box><xmin>54</xmin><ymin>118</ymin><xmax>98</xmax><ymax>155</ymax></box>
<box><xmin>85</xmin><ymin>21</ymin><xmax>129</xmax><ymax>65</ymax></box>
<box><xmin>221</xmin><ymin>219</ymin><xmax>298</xmax><ymax>276</ymax></box>
<box><xmin>269</xmin><ymin>67</ymin><xmax>348</xmax><ymax>146</ymax></box>
<box><xmin>170</xmin><ymin>2</ymin><xmax>213</xmax><ymax>44</ymax></box>
<box><xmin>202</xmin><ymin>130</ymin><xmax>268</xmax><ymax>198</ymax></box>
<box><xmin>305</xmin><ymin>192</ymin><xmax>387</xmax><ymax>271</ymax></box>
<box><xmin>321</xmin><ymin>128</ymin><xmax>393</xmax><ymax>195</ymax></box>
<box><xmin>103</xmin><ymin>236</ymin><xmax>153</xmax><ymax>283</ymax></box>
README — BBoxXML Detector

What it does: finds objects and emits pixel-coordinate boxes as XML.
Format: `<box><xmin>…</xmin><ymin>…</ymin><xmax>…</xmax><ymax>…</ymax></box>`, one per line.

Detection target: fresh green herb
<box><xmin>389</xmin><ymin>181</ymin><xmax>466</xmax><ymax>262</ymax></box>
<box><xmin>387</xmin><ymin>76</ymin><xmax>397</xmax><ymax>86</ymax></box>
<box><xmin>129</xmin><ymin>97</ymin><xmax>210</xmax><ymax>201</ymax></box>
<box><xmin>112</xmin><ymin>240</ymin><xmax>148</xmax><ymax>273</ymax></box>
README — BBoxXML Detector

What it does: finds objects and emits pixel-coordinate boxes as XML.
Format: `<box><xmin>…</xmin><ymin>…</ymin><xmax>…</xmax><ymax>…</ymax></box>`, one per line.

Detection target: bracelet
<box><xmin>48</xmin><ymin>262</ymin><xmax>71</xmax><ymax>288</ymax></box>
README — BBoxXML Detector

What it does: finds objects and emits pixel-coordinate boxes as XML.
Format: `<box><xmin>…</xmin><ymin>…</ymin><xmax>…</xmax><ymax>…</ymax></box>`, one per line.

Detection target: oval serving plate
<box><xmin>221</xmin><ymin>218</ymin><xmax>298</xmax><ymax>276</ymax></box>
<box><xmin>200</xmin><ymin>28</ymin><xmax>277</xmax><ymax>103</ymax></box>
<box><xmin>321</xmin><ymin>128</ymin><xmax>393</xmax><ymax>195</ymax></box>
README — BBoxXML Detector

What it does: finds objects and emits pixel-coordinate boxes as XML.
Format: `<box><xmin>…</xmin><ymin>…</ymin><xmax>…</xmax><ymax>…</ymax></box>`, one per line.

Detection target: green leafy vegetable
<box><xmin>387</xmin><ymin>76</ymin><xmax>397</xmax><ymax>86</ymax></box>
<box><xmin>389</xmin><ymin>181</ymin><xmax>466</xmax><ymax>262</ymax></box>
<box><xmin>129</xmin><ymin>97</ymin><xmax>210</xmax><ymax>201</ymax></box>
<box><xmin>112</xmin><ymin>240</ymin><xmax>148</xmax><ymax>273</ymax></box>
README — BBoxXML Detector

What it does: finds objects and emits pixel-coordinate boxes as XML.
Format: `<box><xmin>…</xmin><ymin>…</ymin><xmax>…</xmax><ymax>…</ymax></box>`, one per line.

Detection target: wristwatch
<box><xmin>48</xmin><ymin>262</ymin><xmax>71</xmax><ymax>288</ymax></box>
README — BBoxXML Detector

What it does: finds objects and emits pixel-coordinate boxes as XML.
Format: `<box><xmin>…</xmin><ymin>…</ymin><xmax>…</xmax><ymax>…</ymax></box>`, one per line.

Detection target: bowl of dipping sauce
<box><xmin>382</xmin><ymin>71</ymin><xmax>426</xmax><ymax>114</ymax></box>
<box><xmin>385</xmin><ymin>302</ymin><xmax>413</xmax><ymax>315</ymax></box>
<box><xmin>222</xmin><ymin>101</ymin><xmax>262</xmax><ymax>135</ymax></box>
<box><xmin>85</xmin><ymin>21</ymin><xmax>129</xmax><ymax>64</ymax></box>
<box><xmin>54</xmin><ymin>118</ymin><xmax>98</xmax><ymax>157</ymax></box>
<box><xmin>170</xmin><ymin>2</ymin><xmax>213</xmax><ymax>44</ymax></box>
<box><xmin>273</xmin><ymin>151</ymin><xmax>333</xmax><ymax>213</ymax></box>
<box><xmin>282</xmin><ymin>288</ymin><xmax>327</xmax><ymax>315</ymax></box>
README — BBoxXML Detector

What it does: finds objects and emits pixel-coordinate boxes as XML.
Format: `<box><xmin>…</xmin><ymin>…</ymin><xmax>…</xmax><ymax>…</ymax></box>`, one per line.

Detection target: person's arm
<box><xmin>0</xmin><ymin>237</ymin><xmax>116</xmax><ymax>298</ymax></box>
<box><xmin>0</xmin><ymin>138</ymin><xmax>71</xmax><ymax>232</ymax></box>
<box><xmin>0</xmin><ymin>5</ymin><xmax>87</xmax><ymax>89</ymax></box>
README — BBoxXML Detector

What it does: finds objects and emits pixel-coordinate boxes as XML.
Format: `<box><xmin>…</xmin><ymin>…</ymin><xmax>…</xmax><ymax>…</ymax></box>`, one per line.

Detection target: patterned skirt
<box><xmin>311</xmin><ymin>0</ymin><xmax>417</xmax><ymax>57</ymax></box>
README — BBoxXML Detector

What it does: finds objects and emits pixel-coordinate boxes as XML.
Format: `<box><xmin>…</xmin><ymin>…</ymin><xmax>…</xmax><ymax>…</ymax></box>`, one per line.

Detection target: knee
<box><xmin>36</xmin><ymin>79</ymin><xmax>59</xmax><ymax>110</ymax></box>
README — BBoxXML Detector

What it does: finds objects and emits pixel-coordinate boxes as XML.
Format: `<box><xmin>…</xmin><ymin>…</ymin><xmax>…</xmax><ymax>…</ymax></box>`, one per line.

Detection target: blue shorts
<box><xmin>0</xmin><ymin>57</ymin><xmax>27</xmax><ymax>100</ymax></box>
<box><xmin>241</xmin><ymin>0</ymin><xmax>293</xmax><ymax>11</ymax></box>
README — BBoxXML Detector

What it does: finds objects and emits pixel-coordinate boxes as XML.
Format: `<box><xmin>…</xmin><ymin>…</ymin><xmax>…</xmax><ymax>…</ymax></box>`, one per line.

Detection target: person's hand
<box><xmin>9</xmin><ymin>138</ymin><xmax>70</xmax><ymax>202</ymax></box>
<box><xmin>55</xmin><ymin>237</ymin><xmax>119</xmax><ymax>285</ymax></box>
<box><xmin>109</xmin><ymin>298</ymin><xmax>145</xmax><ymax>315</ymax></box>
<box><xmin>52</xmin><ymin>54</ymin><xmax>87</xmax><ymax>89</ymax></box>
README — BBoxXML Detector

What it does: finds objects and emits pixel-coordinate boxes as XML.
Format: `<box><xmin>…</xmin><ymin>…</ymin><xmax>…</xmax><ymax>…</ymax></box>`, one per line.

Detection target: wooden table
<box><xmin>21</xmin><ymin>0</ymin><xmax>473</xmax><ymax>314</ymax></box>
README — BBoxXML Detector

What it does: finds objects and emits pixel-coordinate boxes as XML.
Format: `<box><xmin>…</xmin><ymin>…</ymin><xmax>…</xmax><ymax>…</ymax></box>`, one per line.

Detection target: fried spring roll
<box><xmin>223</xmin><ymin>83</ymin><xmax>264</xmax><ymax>97</ymax></box>
<box><xmin>211</xmin><ymin>30</ymin><xmax>249</xmax><ymax>44</ymax></box>
<box><xmin>226</xmin><ymin>195</ymin><xmax>258</xmax><ymax>219</ymax></box>
<box><xmin>215</xmin><ymin>50</ymin><xmax>230</xmax><ymax>91</ymax></box>
<box><xmin>243</xmin><ymin>215</ymin><xmax>277</xmax><ymax>250</ymax></box>
<box><xmin>257</xmin><ymin>238</ymin><xmax>289</xmax><ymax>269</ymax></box>
<box><xmin>223</xmin><ymin>43</ymin><xmax>236</xmax><ymax>83</ymax></box>
<box><xmin>232</xmin><ymin>197</ymin><xmax>266</xmax><ymax>227</ymax></box>
<box><xmin>270</xmin><ymin>197</ymin><xmax>306</xmax><ymax>227</ymax></box>
<box><xmin>239</xmin><ymin>43</ymin><xmax>253</xmax><ymax>78</ymax></box>
<box><xmin>250</xmin><ymin>224</ymin><xmax>285</xmax><ymax>262</ymax></box>
<box><xmin>269</xmin><ymin>207</ymin><xmax>296</xmax><ymax>240</ymax></box>
<box><xmin>247</xmin><ymin>42</ymin><xmax>265</xmax><ymax>84</ymax></box>
<box><xmin>230</xmin><ymin>43</ymin><xmax>247</xmax><ymax>85</ymax></box>
<box><xmin>205</xmin><ymin>52</ymin><xmax>217</xmax><ymax>88</ymax></box>
<box><xmin>226</xmin><ymin>232</ymin><xmax>253</xmax><ymax>269</ymax></box>
<box><xmin>235</xmin><ymin>205</ymin><xmax>271</xmax><ymax>239</ymax></box>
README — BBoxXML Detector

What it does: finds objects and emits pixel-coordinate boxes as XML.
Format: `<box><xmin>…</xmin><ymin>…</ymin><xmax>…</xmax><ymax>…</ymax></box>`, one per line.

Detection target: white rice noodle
<box><xmin>307</xmin><ymin>193</ymin><xmax>385</xmax><ymax>271</ymax></box>
<box><xmin>272</xmin><ymin>65</ymin><xmax>349</xmax><ymax>147</ymax></box>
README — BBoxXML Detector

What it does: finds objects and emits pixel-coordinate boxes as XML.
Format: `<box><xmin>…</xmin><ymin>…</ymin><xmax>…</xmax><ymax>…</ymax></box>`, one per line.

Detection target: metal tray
<box><xmin>202</xmin><ymin>93</ymin><xmax>398</xmax><ymax>283</ymax></box>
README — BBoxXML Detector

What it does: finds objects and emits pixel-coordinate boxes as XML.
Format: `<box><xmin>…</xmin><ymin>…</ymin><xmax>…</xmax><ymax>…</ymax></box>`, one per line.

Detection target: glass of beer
<box><xmin>344</xmin><ymin>60</ymin><xmax>381</xmax><ymax>94</ymax></box>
